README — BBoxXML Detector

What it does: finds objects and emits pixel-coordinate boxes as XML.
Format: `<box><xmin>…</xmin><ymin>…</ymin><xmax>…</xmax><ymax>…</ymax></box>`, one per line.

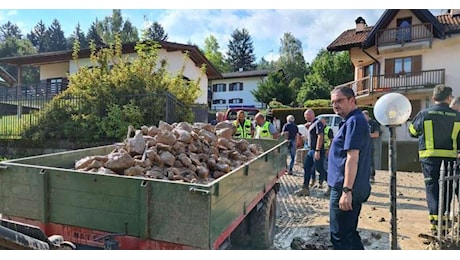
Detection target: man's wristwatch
<box><xmin>342</xmin><ymin>187</ymin><xmax>352</xmax><ymax>193</ymax></box>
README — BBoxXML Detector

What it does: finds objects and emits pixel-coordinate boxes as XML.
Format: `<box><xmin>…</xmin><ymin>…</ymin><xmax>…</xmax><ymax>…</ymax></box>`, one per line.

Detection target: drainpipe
<box><xmin>361</xmin><ymin>47</ymin><xmax>380</xmax><ymax>92</ymax></box>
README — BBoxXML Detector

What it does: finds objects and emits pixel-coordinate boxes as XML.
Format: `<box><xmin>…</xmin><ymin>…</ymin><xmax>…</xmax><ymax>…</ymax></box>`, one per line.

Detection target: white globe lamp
<box><xmin>374</xmin><ymin>92</ymin><xmax>412</xmax><ymax>126</ymax></box>
<box><xmin>373</xmin><ymin>92</ymin><xmax>412</xmax><ymax>250</ymax></box>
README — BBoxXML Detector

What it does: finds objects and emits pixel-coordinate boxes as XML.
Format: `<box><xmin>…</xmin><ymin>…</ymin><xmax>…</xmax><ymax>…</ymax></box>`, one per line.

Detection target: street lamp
<box><xmin>373</xmin><ymin>92</ymin><xmax>412</xmax><ymax>250</ymax></box>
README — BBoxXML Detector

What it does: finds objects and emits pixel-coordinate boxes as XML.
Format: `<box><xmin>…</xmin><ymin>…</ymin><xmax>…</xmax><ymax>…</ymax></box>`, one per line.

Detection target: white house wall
<box><xmin>66</xmin><ymin>50</ymin><xmax>208</xmax><ymax>104</ymax></box>
<box><xmin>40</xmin><ymin>62</ymin><xmax>69</xmax><ymax>81</ymax></box>
<box><xmin>210</xmin><ymin>76</ymin><xmax>266</xmax><ymax>110</ymax></box>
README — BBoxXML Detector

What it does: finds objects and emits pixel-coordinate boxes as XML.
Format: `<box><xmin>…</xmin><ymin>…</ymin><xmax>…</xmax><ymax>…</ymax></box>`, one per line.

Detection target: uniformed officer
<box><xmin>409</xmin><ymin>84</ymin><xmax>460</xmax><ymax>236</ymax></box>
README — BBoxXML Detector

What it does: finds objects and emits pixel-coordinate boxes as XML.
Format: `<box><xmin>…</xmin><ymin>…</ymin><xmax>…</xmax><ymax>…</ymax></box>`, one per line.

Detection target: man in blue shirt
<box><xmin>327</xmin><ymin>86</ymin><xmax>371</xmax><ymax>250</ymax></box>
<box><xmin>282</xmin><ymin>114</ymin><xmax>300</xmax><ymax>175</ymax></box>
<box><xmin>294</xmin><ymin>109</ymin><xmax>328</xmax><ymax>196</ymax></box>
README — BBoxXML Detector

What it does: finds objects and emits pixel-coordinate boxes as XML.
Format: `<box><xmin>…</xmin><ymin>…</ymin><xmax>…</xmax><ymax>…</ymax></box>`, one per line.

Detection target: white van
<box><xmin>316</xmin><ymin>114</ymin><xmax>342</xmax><ymax>136</ymax></box>
<box><xmin>297</xmin><ymin>114</ymin><xmax>341</xmax><ymax>149</ymax></box>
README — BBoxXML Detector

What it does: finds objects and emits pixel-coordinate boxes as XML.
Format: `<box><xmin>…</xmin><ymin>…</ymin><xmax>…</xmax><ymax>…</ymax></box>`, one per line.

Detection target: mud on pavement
<box><xmin>271</xmin><ymin>161</ymin><xmax>437</xmax><ymax>250</ymax></box>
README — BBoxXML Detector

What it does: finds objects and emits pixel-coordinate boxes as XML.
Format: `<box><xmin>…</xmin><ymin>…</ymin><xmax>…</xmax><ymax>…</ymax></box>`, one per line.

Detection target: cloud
<box><xmin>7</xmin><ymin>10</ymin><xmax>17</xmax><ymax>16</ymax></box>
<box><xmin>155</xmin><ymin>9</ymin><xmax>385</xmax><ymax>63</ymax></box>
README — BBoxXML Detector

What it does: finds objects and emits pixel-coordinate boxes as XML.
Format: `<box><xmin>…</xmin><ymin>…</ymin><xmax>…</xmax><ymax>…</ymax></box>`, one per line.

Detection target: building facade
<box><xmin>209</xmin><ymin>69</ymin><xmax>271</xmax><ymax>110</ymax></box>
<box><xmin>327</xmin><ymin>9</ymin><xmax>460</xmax><ymax>142</ymax></box>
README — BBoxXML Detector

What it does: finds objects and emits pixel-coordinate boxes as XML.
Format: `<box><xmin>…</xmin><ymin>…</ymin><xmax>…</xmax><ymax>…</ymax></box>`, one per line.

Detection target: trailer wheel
<box><xmin>249</xmin><ymin>189</ymin><xmax>277</xmax><ymax>249</ymax></box>
<box><xmin>230</xmin><ymin>216</ymin><xmax>251</xmax><ymax>248</ymax></box>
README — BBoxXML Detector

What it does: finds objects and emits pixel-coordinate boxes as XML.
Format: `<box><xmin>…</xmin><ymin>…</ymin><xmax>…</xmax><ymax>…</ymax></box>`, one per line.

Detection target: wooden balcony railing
<box><xmin>336</xmin><ymin>69</ymin><xmax>445</xmax><ymax>98</ymax></box>
<box><xmin>376</xmin><ymin>23</ymin><xmax>433</xmax><ymax>47</ymax></box>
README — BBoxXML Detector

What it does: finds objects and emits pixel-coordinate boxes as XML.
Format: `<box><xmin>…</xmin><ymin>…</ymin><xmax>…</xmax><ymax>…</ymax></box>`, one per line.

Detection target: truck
<box><xmin>0</xmin><ymin>138</ymin><xmax>287</xmax><ymax>250</ymax></box>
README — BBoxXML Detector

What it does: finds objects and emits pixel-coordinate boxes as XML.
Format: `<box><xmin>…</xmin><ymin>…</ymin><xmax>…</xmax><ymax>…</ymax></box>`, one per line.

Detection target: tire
<box><xmin>230</xmin><ymin>216</ymin><xmax>251</xmax><ymax>248</ymax></box>
<box><xmin>249</xmin><ymin>189</ymin><xmax>277</xmax><ymax>249</ymax></box>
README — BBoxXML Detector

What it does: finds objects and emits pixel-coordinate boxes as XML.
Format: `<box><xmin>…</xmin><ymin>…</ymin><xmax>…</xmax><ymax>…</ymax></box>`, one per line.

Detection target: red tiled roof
<box><xmin>327</xmin><ymin>12</ymin><xmax>460</xmax><ymax>52</ymax></box>
<box><xmin>326</xmin><ymin>26</ymin><xmax>373</xmax><ymax>51</ymax></box>
<box><xmin>437</xmin><ymin>14</ymin><xmax>460</xmax><ymax>33</ymax></box>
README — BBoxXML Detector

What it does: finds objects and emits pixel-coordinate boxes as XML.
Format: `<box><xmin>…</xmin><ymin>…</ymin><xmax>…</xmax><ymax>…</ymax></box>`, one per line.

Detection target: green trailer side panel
<box><xmin>208</xmin><ymin>139</ymin><xmax>288</xmax><ymax>246</ymax></box>
<box><xmin>47</xmin><ymin>170</ymin><xmax>143</xmax><ymax>236</ymax></box>
<box><xmin>0</xmin><ymin>139</ymin><xmax>288</xmax><ymax>249</ymax></box>
<box><xmin>148</xmin><ymin>180</ymin><xmax>211</xmax><ymax>249</ymax></box>
<box><xmin>0</xmin><ymin>166</ymin><xmax>43</xmax><ymax>220</ymax></box>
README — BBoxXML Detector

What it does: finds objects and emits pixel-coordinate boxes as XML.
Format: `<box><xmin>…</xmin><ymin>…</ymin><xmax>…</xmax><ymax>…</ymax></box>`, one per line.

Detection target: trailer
<box><xmin>0</xmin><ymin>138</ymin><xmax>287</xmax><ymax>250</ymax></box>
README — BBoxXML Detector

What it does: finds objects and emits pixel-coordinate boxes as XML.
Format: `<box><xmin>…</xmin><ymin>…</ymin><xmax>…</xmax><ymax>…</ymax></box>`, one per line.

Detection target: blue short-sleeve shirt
<box><xmin>327</xmin><ymin>109</ymin><xmax>372</xmax><ymax>192</ymax></box>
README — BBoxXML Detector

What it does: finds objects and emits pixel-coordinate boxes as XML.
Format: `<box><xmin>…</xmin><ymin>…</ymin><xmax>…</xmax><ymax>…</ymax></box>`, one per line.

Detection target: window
<box><xmin>212</xmin><ymin>99</ymin><xmax>227</xmax><ymax>104</ymax></box>
<box><xmin>212</xmin><ymin>83</ymin><xmax>226</xmax><ymax>92</ymax></box>
<box><xmin>384</xmin><ymin>55</ymin><xmax>421</xmax><ymax>77</ymax></box>
<box><xmin>229</xmin><ymin>98</ymin><xmax>243</xmax><ymax>104</ymax></box>
<box><xmin>396</xmin><ymin>17</ymin><xmax>412</xmax><ymax>43</ymax></box>
<box><xmin>47</xmin><ymin>77</ymin><xmax>66</xmax><ymax>95</ymax></box>
<box><xmin>394</xmin><ymin>57</ymin><xmax>412</xmax><ymax>74</ymax></box>
<box><xmin>229</xmin><ymin>82</ymin><xmax>243</xmax><ymax>91</ymax></box>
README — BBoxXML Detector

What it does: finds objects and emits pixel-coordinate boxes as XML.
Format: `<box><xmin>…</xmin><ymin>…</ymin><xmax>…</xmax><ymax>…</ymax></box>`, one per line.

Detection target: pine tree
<box><xmin>226</xmin><ymin>28</ymin><xmax>256</xmax><ymax>72</ymax></box>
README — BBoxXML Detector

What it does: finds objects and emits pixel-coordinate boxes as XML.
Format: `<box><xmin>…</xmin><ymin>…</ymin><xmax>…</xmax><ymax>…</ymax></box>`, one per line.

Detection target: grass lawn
<box><xmin>0</xmin><ymin>113</ymin><xmax>38</xmax><ymax>138</ymax></box>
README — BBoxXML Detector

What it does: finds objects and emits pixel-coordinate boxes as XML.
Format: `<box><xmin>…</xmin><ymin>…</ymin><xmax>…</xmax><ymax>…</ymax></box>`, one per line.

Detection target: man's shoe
<box><xmin>317</xmin><ymin>181</ymin><xmax>324</xmax><ymax>189</ymax></box>
<box><xmin>293</xmin><ymin>187</ymin><xmax>310</xmax><ymax>197</ymax></box>
<box><xmin>288</xmin><ymin>170</ymin><xmax>293</xmax><ymax>175</ymax></box>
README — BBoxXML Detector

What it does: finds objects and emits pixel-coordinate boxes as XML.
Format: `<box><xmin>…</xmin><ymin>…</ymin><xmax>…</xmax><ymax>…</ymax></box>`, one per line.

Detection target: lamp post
<box><xmin>373</xmin><ymin>92</ymin><xmax>412</xmax><ymax>250</ymax></box>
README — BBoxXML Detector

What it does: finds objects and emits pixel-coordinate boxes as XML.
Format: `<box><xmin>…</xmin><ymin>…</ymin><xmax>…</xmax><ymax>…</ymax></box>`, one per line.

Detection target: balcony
<box><xmin>0</xmin><ymin>81</ymin><xmax>68</xmax><ymax>101</ymax></box>
<box><xmin>375</xmin><ymin>23</ymin><xmax>433</xmax><ymax>54</ymax></box>
<box><xmin>336</xmin><ymin>68</ymin><xmax>445</xmax><ymax>98</ymax></box>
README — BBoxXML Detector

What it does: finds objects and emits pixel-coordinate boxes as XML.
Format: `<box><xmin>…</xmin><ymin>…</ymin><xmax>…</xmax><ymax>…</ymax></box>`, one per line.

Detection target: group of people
<box><xmin>213</xmin><ymin>84</ymin><xmax>460</xmax><ymax>249</ymax></box>
<box><xmin>212</xmin><ymin>110</ymin><xmax>280</xmax><ymax>139</ymax></box>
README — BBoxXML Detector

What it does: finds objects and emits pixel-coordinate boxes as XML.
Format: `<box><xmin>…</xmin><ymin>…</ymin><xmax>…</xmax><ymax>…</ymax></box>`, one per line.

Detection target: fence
<box><xmin>437</xmin><ymin>159</ymin><xmax>460</xmax><ymax>249</ymax></box>
<box><xmin>0</xmin><ymin>92</ymin><xmax>193</xmax><ymax>140</ymax></box>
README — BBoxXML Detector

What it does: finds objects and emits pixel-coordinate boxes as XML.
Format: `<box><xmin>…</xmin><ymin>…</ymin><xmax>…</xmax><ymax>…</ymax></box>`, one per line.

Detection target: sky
<box><xmin>0</xmin><ymin>1</ymin><xmax>452</xmax><ymax>65</ymax></box>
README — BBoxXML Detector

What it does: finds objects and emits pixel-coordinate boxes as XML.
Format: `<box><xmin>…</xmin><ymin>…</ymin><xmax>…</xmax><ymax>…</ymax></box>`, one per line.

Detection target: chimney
<box><xmin>355</xmin><ymin>16</ymin><xmax>367</xmax><ymax>33</ymax></box>
<box><xmin>448</xmin><ymin>9</ymin><xmax>460</xmax><ymax>17</ymax></box>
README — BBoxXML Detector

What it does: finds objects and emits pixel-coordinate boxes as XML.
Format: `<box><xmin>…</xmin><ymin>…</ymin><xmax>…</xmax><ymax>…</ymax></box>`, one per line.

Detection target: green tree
<box><xmin>86</xmin><ymin>19</ymin><xmax>104</xmax><ymax>45</ymax></box>
<box><xmin>47</xmin><ymin>19</ymin><xmax>67</xmax><ymax>51</ymax></box>
<box><xmin>120</xmin><ymin>20</ymin><xmax>139</xmax><ymax>43</ymax></box>
<box><xmin>203</xmin><ymin>35</ymin><xmax>229</xmax><ymax>73</ymax></box>
<box><xmin>67</xmin><ymin>23</ymin><xmax>89</xmax><ymax>49</ymax></box>
<box><xmin>96</xmin><ymin>9</ymin><xmax>139</xmax><ymax>44</ymax></box>
<box><xmin>297</xmin><ymin>49</ymin><xmax>353</xmax><ymax>104</ymax></box>
<box><xmin>226</xmin><ymin>28</ymin><xmax>256</xmax><ymax>72</ymax></box>
<box><xmin>0</xmin><ymin>21</ymin><xmax>22</xmax><ymax>41</ymax></box>
<box><xmin>0</xmin><ymin>37</ymin><xmax>38</xmax><ymax>85</ymax></box>
<box><xmin>251</xmin><ymin>70</ymin><xmax>294</xmax><ymax>105</ymax></box>
<box><xmin>256</xmin><ymin>57</ymin><xmax>277</xmax><ymax>70</ymax></box>
<box><xmin>27</xmin><ymin>20</ymin><xmax>49</xmax><ymax>52</ymax></box>
<box><xmin>23</xmin><ymin>36</ymin><xmax>205</xmax><ymax>142</ymax></box>
<box><xmin>278</xmin><ymin>32</ymin><xmax>307</xmax><ymax>97</ymax></box>
<box><xmin>142</xmin><ymin>21</ymin><xmax>168</xmax><ymax>41</ymax></box>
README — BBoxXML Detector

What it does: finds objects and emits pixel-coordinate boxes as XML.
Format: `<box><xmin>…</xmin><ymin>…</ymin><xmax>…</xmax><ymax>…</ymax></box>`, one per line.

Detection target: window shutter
<box><xmin>412</xmin><ymin>55</ymin><xmax>422</xmax><ymax>76</ymax></box>
<box><xmin>385</xmin><ymin>58</ymin><xmax>394</xmax><ymax>78</ymax></box>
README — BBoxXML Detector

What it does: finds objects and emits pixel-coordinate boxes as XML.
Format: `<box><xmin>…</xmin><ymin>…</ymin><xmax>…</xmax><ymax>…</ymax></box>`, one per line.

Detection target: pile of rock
<box><xmin>74</xmin><ymin>121</ymin><xmax>264</xmax><ymax>184</ymax></box>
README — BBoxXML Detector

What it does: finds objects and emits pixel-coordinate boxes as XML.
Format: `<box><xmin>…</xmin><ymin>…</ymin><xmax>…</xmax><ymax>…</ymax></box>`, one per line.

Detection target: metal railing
<box><xmin>376</xmin><ymin>23</ymin><xmax>433</xmax><ymax>47</ymax></box>
<box><xmin>336</xmin><ymin>69</ymin><xmax>445</xmax><ymax>98</ymax></box>
<box><xmin>0</xmin><ymin>82</ymin><xmax>68</xmax><ymax>100</ymax></box>
<box><xmin>437</xmin><ymin>160</ymin><xmax>460</xmax><ymax>249</ymax></box>
<box><xmin>0</xmin><ymin>92</ymin><xmax>188</xmax><ymax>140</ymax></box>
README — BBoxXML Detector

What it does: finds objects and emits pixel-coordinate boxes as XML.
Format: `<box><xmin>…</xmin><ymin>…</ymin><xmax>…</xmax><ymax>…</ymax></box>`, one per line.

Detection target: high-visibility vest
<box><xmin>256</xmin><ymin>121</ymin><xmax>272</xmax><ymax>139</ymax></box>
<box><xmin>324</xmin><ymin>125</ymin><xmax>333</xmax><ymax>150</ymax></box>
<box><xmin>233</xmin><ymin>119</ymin><xmax>252</xmax><ymax>138</ymax></box>
<box><xmin>408</xmin><ymin>103</ymin><xmax>460</xmax><ymax>160</ymax></box>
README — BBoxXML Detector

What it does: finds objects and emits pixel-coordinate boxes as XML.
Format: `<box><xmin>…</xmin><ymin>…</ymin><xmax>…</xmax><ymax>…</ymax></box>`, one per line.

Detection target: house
<box><xmin>209</xmin><ymin>69</ymin><xmax>270</xmax><ymax>110</ymax></box>
<box><xmin>0</xmin><ymin>41</ymin><xmax>222</xmax><ymax>105</ymax></box>
<box><xmin>327</xmin><ymin>9</ymin><xmax>460</xmax><ymax>171</ymax></box>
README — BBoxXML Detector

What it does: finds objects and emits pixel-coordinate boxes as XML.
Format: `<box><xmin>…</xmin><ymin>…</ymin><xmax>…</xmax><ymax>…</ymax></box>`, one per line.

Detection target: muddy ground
<box><xmin>271</xmin><ymin>159</ymin><xmax>443</xmax><ymax>250</ymax></box>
